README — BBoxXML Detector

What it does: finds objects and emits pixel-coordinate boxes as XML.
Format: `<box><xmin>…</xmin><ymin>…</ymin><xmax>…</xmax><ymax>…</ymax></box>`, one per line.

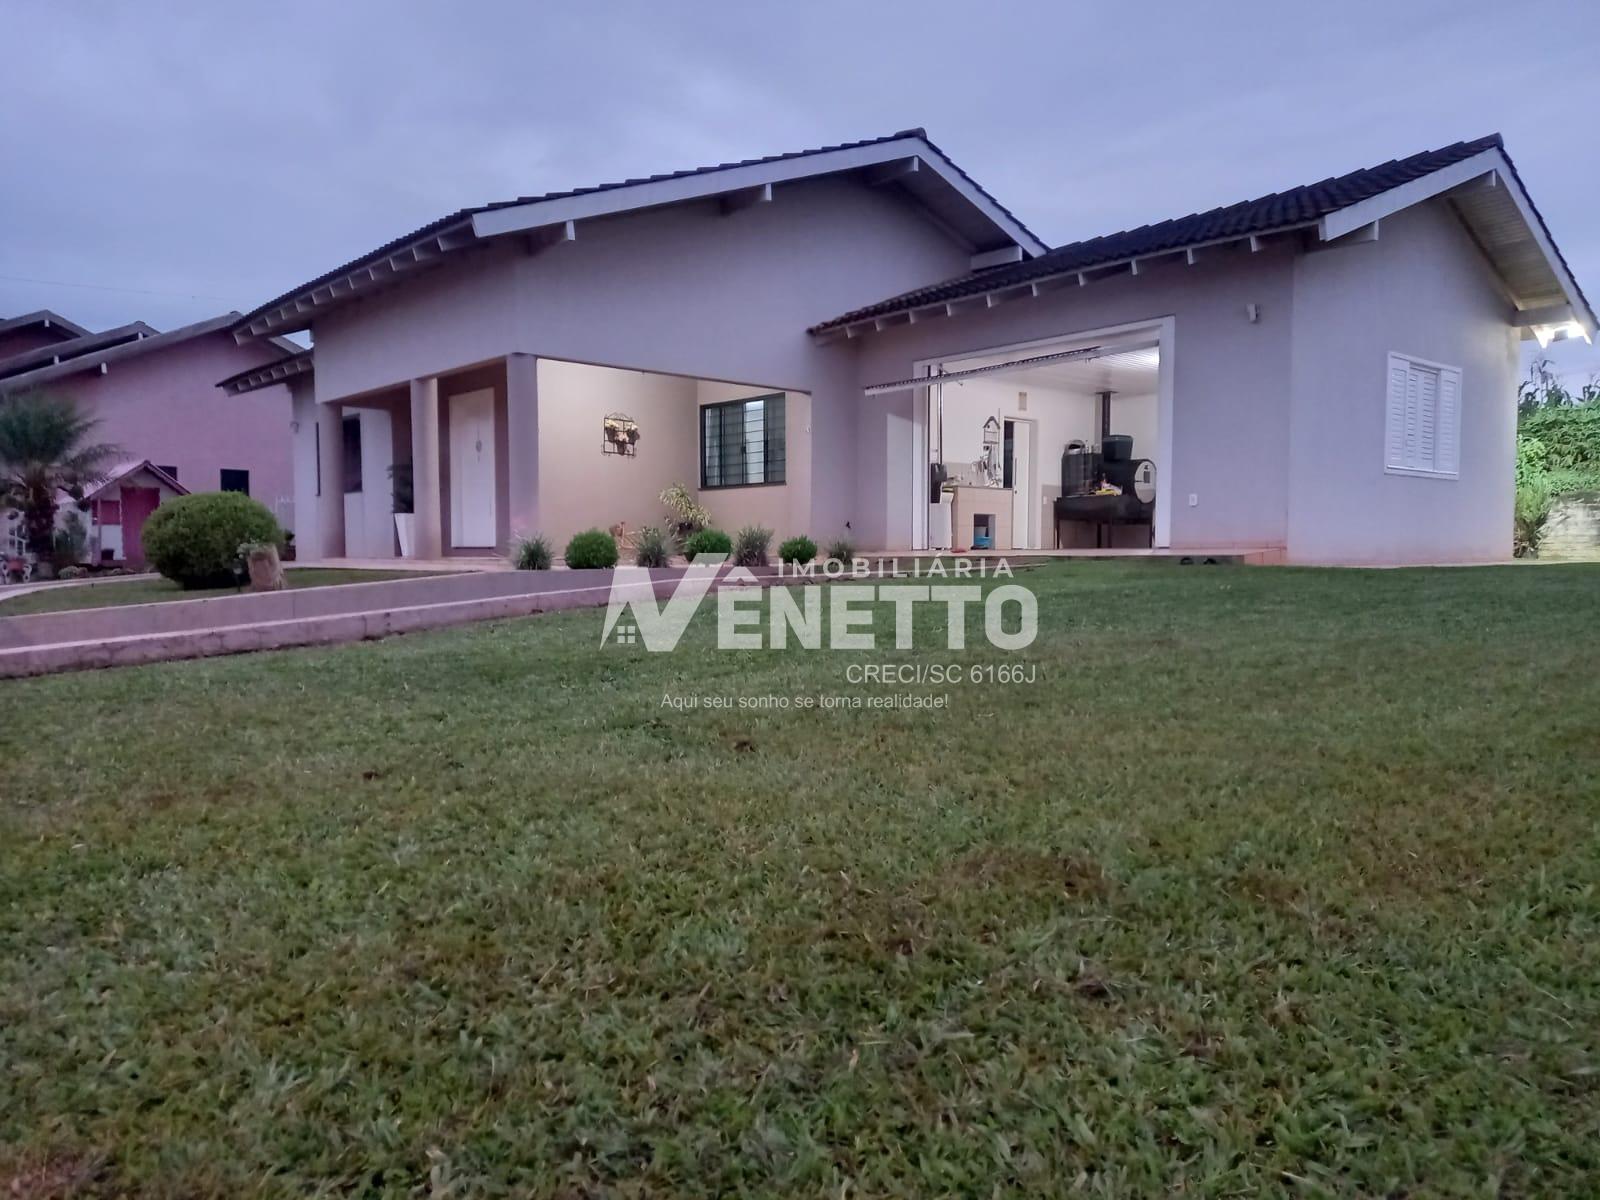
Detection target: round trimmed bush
<box><xmin>564</xmin><ymin>528</ymin><xmax>619</xmax><ymax>569</ymax></box>
<box><xmin>778</xmin><ymin>535</ymin><xmax>816</xmax><ymax>565</ymax></box>
<box><xmin>682</xmin><ymin>528</ymin><xmax>732</xmax><ymax>562</ymax></box>
<box><xmin>141</xmin><ymin>491</ymin><xmax>282</xmax><ymax>588</ymax></box>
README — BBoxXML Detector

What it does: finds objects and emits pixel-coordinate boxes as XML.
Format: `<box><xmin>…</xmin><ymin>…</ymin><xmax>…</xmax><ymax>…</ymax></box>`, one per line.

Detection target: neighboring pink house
<box><xmin>0</xmin><ymin>311</ymin><xmax>301</xmax><ymax>564</ymax></box>
<box><xmin>0</xmin><ymin>310</ymin><xmax>93</xmax><ymax>361</ymax></box>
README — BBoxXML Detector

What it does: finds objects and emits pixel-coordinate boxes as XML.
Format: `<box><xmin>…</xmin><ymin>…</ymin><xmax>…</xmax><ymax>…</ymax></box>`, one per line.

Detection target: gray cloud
<box><xmin>3</xmin><ymin>0</ymin><xmax>1595</xmax><ymax>379</ymax></box>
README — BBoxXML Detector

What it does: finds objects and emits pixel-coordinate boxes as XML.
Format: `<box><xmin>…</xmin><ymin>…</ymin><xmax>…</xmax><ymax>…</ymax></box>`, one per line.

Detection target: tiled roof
<box><xmin>233</xmin><ymin>129</ymin><xmax>1041</xmax><ymax>334</ymax></box>
<box><xmin>0</xmin><ymin>309</ymin><xmax>91</xmax><ymax>343</ymax></box>
<box><xmin>810</xmin><ymin>135</ymin><xmax>1514</xmax><ymax>332</ymax></box>
<box><xmin>0</xmin><ymin>321</ymin><xmax>159</xmax><ymax>380</ymax></box>
<box><xmin>0</xmin><ymin>313</ymin><xmax>296</xmax><ymax>395</ymax></box>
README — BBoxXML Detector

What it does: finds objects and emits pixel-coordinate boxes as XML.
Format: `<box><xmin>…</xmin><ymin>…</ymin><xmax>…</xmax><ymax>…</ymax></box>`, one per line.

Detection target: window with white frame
<box><xmin>1385</xmin><ymin>353</ymin><xmax>1461</xmax><ymax>478</ymax></box>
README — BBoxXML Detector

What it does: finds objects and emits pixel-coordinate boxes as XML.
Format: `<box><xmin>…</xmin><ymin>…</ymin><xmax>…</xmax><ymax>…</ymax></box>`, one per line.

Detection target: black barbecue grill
<box><xmin>1052</xmin><ymin>437</ymin><xmax>1156</xmax><ymax>548</ymax></box>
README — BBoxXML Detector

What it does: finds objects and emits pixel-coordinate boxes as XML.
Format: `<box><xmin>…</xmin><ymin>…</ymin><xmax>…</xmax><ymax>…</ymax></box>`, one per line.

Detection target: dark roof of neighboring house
<box><xmin>232</xmin><ymin>129</ymin><xmax>1043</xmax><ymax>335</ymax></box>
<box><xmin>0</xmin><ymin>313</ymin><xmax>301</xmax><ymax>395</ymax></box>
<box><xmin>811</xmin><ymin>133</ymin><xmax>1590</xmax><ymax>332</ymax></box>
<box><xmin>0</xmin><ymin>321</ymin><xmax>160</xmax><ymax>380</ymax></box>
<box><xmin>0</xmin><ymin>309</ymin><xmax>92</xmax><ymax>344</ymax></box>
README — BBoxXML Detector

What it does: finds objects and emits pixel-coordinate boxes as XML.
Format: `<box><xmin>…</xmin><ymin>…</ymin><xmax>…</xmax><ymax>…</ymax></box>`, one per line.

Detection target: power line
<box><xmin>0</xmin><ymin>271</ymin><xmax>238</xmax><ymax>304</ymax></box>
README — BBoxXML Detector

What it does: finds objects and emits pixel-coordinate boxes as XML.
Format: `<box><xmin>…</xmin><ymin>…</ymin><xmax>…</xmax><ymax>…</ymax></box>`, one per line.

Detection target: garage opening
<box><xmin>874</xmin><ymin>324</ymin><xmax>1169</xmax><ymax>551</ymax></box>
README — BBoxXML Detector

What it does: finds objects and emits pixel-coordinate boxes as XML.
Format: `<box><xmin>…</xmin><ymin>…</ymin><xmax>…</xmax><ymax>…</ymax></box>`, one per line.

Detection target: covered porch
<box><xmin>224</xmin><ymin>352</ymin><xmax>812</xmax><ymax>562</ymax></box>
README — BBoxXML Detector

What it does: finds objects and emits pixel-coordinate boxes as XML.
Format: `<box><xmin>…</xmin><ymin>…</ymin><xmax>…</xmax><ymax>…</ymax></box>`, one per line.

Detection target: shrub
<box><xmin>682</xmin><ymin>528</ymin><xmax>732</xmax><ymax>562</ymax></box>
<box><xmin>733</xmin><ymin>525</ymin><xmax>773</xmax><ymax>568</ymax></box>
<box><xmin>58</xmin><ymin>564</ymin><xmax>87</xmax><ymax>580</ymax></box>
<box><xmin>510</xmin><ymin>533</ymin><xmax>552</xmax><ymax>571</ymax></box>
<box><xmin>826</xmin><ymin>537</ymin><xmax>855</xmax><ymax>564</ymax></box>
<box><xmin>779</xmin><ymin>535</ymin><xmax>816</xmax><ymax>565</ymax></box>
<box><xmin>52</xmin><ymin>509</ymin><xmax>87</xmax><ymax>569</ymax></box>
<box><xmin>1514</xmin><ymin>476</ymin><xmax>1554</xmax><ymax>558</ymax></box>
<box><xmin>634</xmin><ymin>525</ymin><xmax>672</xmax><ymax>568</ymax></box>
<box><xmin>564</xmin><ymin>528</ymin><xmax>619</xmax><ymax>569</ymax></box>
<box><xmin>141</xmin><ymin>491</ymin><xmax>281</xmax><ymax>588</ymax></box>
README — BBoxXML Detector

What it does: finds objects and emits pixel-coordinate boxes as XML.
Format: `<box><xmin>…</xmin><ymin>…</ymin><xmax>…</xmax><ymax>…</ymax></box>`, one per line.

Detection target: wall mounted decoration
<box><xmin>602</xmin><ymin>413</ymin><xmax>641</xmax><ymax>457</ymax></box>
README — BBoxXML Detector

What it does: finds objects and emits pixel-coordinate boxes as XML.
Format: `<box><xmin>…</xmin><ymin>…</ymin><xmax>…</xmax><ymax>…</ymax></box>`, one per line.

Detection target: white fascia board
<box><xmin>468</xmin><ymin>136</ymin><xmax>1048</xmax><ymax>256</ymax></box>
<box><xmin>972</xmin><ymin>245</ymin><xmax>1024</xmax><ymax>269</ymax></box>
<box><xmin>1322</xmin><ymin>148</ymin><xmax>1593</xmax><ymax>335</ymax></box>
<box><xmin>1516</xmin><ymin>303</ymin><xmax>1575</xmax><ymax>327</ymax></box>
<box><xmin>1318</xmin><ymin>152</ymin><xmax>1501</xmax><ymax>241</ymax></box>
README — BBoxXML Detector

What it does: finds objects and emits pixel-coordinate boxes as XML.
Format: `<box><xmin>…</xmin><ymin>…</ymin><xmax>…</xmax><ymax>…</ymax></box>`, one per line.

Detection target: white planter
<box><xmin>394</xmin><ymin>513</ymin><xmax>416</xmax><ymax>558</ymax></box>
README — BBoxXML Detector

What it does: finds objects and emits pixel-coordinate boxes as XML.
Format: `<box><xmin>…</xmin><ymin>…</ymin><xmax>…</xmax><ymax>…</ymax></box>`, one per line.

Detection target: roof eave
<box><xmin>812</xmin><ymin>222</ymin><xmax>1318</xmax><ymax>339</ymax></box>
<box><xmin>232</xmin><ymin>218</ymin><xmax>479</xmax><ymax>342</ymax></box>
<box><xmin>219</xmin><ymin>349</ymin><xmax>314</xmax><ymax>396</ymax></box>
<box><xmin>468</xmin><ymin>133</ymin><xmax>1045</xmax><ymax>256</ymax></box>
<box><xmin>232</xmin><ymin>133</ymin><xmax>1047</xmax><ymax>343</ymax></box>
<box><xmin>1314</xmin><ymin>147</ymin><xmax>1595</xmax><ymax>339</ymax></box>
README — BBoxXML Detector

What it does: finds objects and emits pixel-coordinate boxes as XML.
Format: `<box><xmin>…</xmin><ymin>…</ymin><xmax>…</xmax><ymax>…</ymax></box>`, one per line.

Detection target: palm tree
<box><xmin>0</xmin><ymin>393</ymin><xmax>119</xmax><ymax>561</ymax></box>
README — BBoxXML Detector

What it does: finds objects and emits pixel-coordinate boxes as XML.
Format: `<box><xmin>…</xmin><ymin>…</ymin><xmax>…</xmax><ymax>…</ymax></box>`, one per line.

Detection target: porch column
<box><xmin>314</xmin><ymin>401</ymin><xmax>345</xmax><ymax>559</ymax></box>
<box><xmin>505</xmin><ymin>354</ymin><xmax>539</xmax><ymax>538</ymax></box>
<box><xmin>409</xmin><ymin>376</ymin><xmax>443</xmax><ymax>559</ymax></box>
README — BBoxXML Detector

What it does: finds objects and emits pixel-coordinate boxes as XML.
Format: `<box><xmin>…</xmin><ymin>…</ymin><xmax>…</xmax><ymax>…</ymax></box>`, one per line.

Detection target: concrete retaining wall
<box><xmin>0</xmin><ymin>566</ymin><xmax>779</xmax><ymax>678</ymax></box>
<box><xmin>0</xmin><ymin>569</ymin><xmax>634</xmax><ymax>650</ymax></box>
<box><xmin>1540</xmin><ymin>492</ymin><xmax>1600</xmax><ymax>562</ymax></box>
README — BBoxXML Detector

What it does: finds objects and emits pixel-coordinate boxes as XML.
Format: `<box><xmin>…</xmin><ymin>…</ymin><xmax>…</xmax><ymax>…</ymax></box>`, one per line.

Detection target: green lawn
<box><xmin>2</xmin><ymin>562</ymin><xmax>1599</xmax><ymax>1196</ymax></box>
<box><xmin>0</xmin><ymin>568</ymin><xmax>449</xmax><ymax>617</ymax></box>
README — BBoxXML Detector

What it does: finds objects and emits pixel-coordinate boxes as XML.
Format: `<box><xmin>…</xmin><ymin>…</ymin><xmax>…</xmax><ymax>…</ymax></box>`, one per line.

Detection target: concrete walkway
<box><xmin>0</xmin><ymin>566</ymin><xmax>758</xmax><ymax>679</ymax></box>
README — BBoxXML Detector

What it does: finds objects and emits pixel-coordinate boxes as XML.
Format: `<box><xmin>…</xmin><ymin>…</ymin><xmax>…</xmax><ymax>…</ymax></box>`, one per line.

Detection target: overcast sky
<box><xmin>3</xmin><ymin>0</ymin><xmax>1595</xmax><ymax>382</ymax></box>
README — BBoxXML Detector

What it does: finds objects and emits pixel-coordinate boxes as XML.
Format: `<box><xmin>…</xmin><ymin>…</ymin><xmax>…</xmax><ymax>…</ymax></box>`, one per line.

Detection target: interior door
<box><xmin>1004</xmin><ymin>419</ymin><xmax>1034</xmax><ymax>549</ymax></box>
<box><xmin>449</xmin><ymin>389</ymin><xmax>497</xmax><ymax>547</ymax></box>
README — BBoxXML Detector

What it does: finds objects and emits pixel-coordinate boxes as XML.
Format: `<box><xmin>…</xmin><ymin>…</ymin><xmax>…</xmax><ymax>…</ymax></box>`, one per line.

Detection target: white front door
<box><xmin>449</xmin><ymin>388</ymin><xmax>497</xmax><ymax>547</ymax></box>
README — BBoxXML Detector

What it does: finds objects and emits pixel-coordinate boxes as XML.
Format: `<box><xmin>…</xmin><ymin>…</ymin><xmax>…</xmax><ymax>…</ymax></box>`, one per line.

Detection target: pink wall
<box><xmin>31</xmin><ymin>333</ymin><xmax>295</xmax><ymax>527</ymax></box>
<box><xmin>0</xmin><ymin>328</ymin><xmax>73</xmax><ymax>360</ymax></box>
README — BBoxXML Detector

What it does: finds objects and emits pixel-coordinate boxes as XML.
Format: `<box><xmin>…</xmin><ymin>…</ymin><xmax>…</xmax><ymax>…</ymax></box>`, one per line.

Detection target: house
<box><xmin>73</xmin><ymin>460</ymin><xmax>188</xmax><ymax>564</ymax></box>
<box><xmin>0</xmin><ymin>312</ymin><xmax>301</xmax><ymax>563</ymax></box>
<box><xmin>221</xmin><ymin>129</ymin><xmax>1593</xmax><ymax>565</ymax></box>
<box><xmin>0</xmin><ymin>310</ymin><xmax>93</xmax><ymax>361</ymax></box>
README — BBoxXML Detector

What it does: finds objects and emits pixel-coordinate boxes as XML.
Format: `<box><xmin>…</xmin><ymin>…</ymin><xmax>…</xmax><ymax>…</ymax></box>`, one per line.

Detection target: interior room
<box><xmin>923</xmin><ymin>336</ymin><xmax>1162</xmax><ymax>551</ymax></box>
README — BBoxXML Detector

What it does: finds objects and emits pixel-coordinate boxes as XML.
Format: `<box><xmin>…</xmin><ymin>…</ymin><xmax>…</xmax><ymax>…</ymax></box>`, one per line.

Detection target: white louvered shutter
<box><xmin>1386</xmin><ymin>356</ymin><xmax>1410</xmax><ymax>471</ymax></box>
<box><xmin>1435</xmin><ymin>367</ymin><xmax>1461</xmax><ymax>475</ymax></box>
<box><xmin>1415</xmin><ymin>366</ymin><xmax>1437</xmax><ymax>472</ymax></box>
<box><xmin>1385</xmin><ymin>353</ymin><xmax>1461</xmax><ymax>477</ymax></box>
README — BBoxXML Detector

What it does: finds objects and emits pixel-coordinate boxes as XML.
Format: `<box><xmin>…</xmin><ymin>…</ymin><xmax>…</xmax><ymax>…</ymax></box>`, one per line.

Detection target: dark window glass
<box><xmin>700</xmin><ymin>394</ymin><xmax>785</xmax><ymax>488</ymax></box>
<box><xmin>220</xmin><ymin>469</ymin><xmax>250</xmax><ymax>495</ymax></box>
<box><xmin>342</xmin><ymin>415</ymin><xmax>363</xmax><ymax>494</ymax></box>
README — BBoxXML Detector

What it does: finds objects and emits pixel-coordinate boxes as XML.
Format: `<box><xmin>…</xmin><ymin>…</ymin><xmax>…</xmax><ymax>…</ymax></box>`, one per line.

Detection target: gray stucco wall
<box><xmin>310</xmin><ymin>175</ymin><xmax>975</xmax><ymax>543</ymax></box>
<box><xmin>1287</xmin><ymin>199</ymin><xmax>1519</xmax><ymax>563</ymax></box>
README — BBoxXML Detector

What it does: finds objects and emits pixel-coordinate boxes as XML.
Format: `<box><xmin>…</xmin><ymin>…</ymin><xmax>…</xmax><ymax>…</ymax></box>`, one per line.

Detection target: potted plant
<box><xmin>390</xmin><ymin>461</ymin><xmax>415</xmax><ymax>557</ymax></box>
<box><xmin>659</xmin><ymin>482</ymin><xmax>710</xmax><ymax>542</ymax></box>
